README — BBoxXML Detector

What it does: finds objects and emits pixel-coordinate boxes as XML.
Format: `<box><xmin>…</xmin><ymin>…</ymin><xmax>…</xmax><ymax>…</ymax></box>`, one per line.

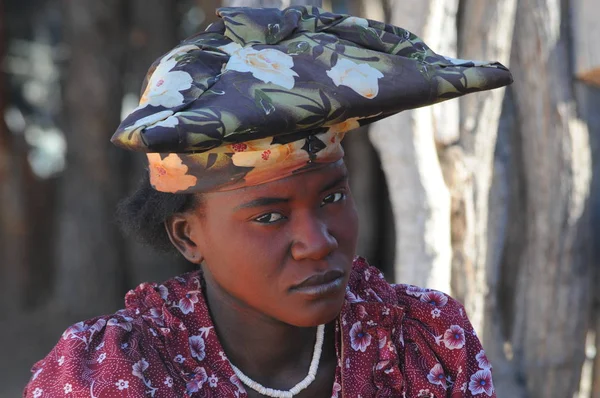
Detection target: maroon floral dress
<box><xmin>24</xmin><ymin>258</ymin><xmax>495</xmax><ymax>397</ymax></box>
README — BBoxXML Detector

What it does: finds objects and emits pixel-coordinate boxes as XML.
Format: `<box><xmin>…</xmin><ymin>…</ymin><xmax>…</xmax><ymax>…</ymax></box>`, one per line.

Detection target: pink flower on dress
<box><xmin>157</xmin><ymin>285</ymin><xmax>169</xmax><ymax>300</ymax></box>
<box><xmin>146</xmin><ymin>308</ymin><xmax>164</xmax><ymax>326</ymax></box>
<box><xmin>63</xmin><ymin>383</ymin><xmax>73</xmax><ymax>394</ymax></box>
<box><xmin>63</xmin><ymin>321</ymin><xmax>89</xmax><ymax>339</ymax></box>
<box><xmin>33</xmin><ymin>388</ymin><xmax>43</xmax><ymax>397</ymax></box>
<box><xmin>189</xmin><ymin>335</ymin><xmax>206</xmax><ymax>361</ymax></box>
<box><xmin>476</xmin><ymin>349</ymin><xmax>492</xmax><ymax>370</ymax></box>
<box><xmin>345</xmin><ymin>289</ymin><xmax>363</xmax><ymax>303</ymax></box>
<box><xmin>186</xmin><ymin>368</ymin><xmax>208</xmax><ymax>393</ymax></box>
<box><xmin>349</xmin><ymin>322</ymin><xmax>372</xmax><ymax>352</ymax></box>
<box><xmin>443</xmin><ymin>325</ymin><xmax>466</xmax><ymax>350</ymax></box>
<box><xmin>178</xmin><ymin>291</ymin><xmax>200</xmax><ymax>314</ymax></box>
<box><xmin>356</xmin><ymin>305</ymin><xmax>367</xmax><ymax>319</ymax></box>
<box><xmin>468</xmin><ymin>369</ymin><xmax>494</xmax><ymax>396</ymax></box>
<box><xmin>115</xmin><ymin>379</ymin><xmax>129</xmax><ymax>390</ymax></box>
<box><xmin>405</xmin><ymin>285</ymin><xmax>428</xmax><ymax>298</ymax></box>
<box><xmin>230</xmin><ymin>374</ymin><xmax>246</xmax><ymax>393</ymax></box>
<box><xmin>420</xmin><ymin>291</ymin><xmax>448</xmax><ymax>307</ymax></box>
<box><xmin>331</xmin><ymin>381</ymin><xmax>342</xmax><ymax>398</ymax></box>
<box><xmin>208</xmin><ymin>374</ymin><xmax>218</xmax><ymax>387</ymax></box>
<box><xmin>427</xmin><ymin>363</ymin><xmax>447</xmax><ymax>388</ymax></box>
<box><xmin>132</xmin><ymin>358</ymin><xmax>149</xmax><ymax>379</ymax></box>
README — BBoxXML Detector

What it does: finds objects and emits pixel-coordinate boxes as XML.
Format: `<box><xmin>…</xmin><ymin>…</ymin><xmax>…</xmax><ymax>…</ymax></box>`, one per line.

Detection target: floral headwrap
<box><xmin>112</xmin><ymin>6</ymin><xmax>513</xmax><ymax>193</ymax></box>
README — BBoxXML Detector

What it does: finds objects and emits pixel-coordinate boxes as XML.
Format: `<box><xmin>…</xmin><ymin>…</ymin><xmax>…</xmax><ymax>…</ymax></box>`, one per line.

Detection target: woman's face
<box><xmin>181</xmin><ymin>160</ymin><xmax>358</xmax><ymax>327</ymax></box>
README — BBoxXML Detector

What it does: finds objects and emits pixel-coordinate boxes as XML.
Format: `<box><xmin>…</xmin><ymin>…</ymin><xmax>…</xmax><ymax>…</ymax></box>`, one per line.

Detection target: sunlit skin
<box><xmin>166</xmin><ymin>160</ymin><xmax>359</xmax><ymax>397</ymax></box>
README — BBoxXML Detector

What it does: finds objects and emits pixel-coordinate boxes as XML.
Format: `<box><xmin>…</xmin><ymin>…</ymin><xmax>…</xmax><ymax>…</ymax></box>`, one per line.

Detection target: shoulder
<box><xmin>347</xmin><ymin>256</ymin><xmax>469</xmax><ymax>325</ymax></box>
<box><xmin>23</xmin><ymin>311</ymin><xmax>151</xmax><ymax>397</ymax></box>
<box><xmin>344</xmin><ymin>257</ymin><xmax>496</xmax><ymax>397</ymax></box>
<box><xmin>23</xmin><ymin>271</ymin><xmax>203</xmax><ymax>398</ymax></box>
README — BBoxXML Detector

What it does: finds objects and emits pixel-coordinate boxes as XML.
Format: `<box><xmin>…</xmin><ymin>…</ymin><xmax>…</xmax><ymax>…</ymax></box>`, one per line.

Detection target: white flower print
<box><xmin>382</xmin><ymin>307</ymin><xmax>390</xmax><ymax>316</ymax></box>
<box><xmin>431</xmin><ymin>308</ymin><xmax>441</xmax><ymax>319</ymax></box>
<box><xmin>189</xmin><ymin>335</ymin><xmax>206</xmax><ymax>361</ymax></box>
<box><xmin>220</xmin><ymin>43</ymin><xmax>299</xmax><ymax>90</ymax></box>
<box><xmin>345</xmin><ymin>358</ymin><xmax>350</xmax><ymax>369</ymax></box>
<box><xmin>115</xmin><ymin>379</ymin><xmax>129</xmax><ymax>391</ymax></box>
<box><xmin>326</xmin><ymin>58</ymin><xmax>383</xmax><ymax>99</ymax></box>
<box><xmin>476</xmin><ymin>349</ymin><xmax>492</xmax><ymax>370</ymax></box>
<box><xmin>427</xmin><ymin>363</ymin><xmax>447</xmax><ymax>388</ymax></box>
<box><xmin>58</xmin><ymin>356</ymin><xmax>65</xmax><ymax>366</ymax></box>
<box><xmin>137</xmin><ymin>45</ymin><xmax>198</xmax><ymax>110</ymax></box>
<box><xmin>338</xmin><ymin>16</ymin><xmax>369</xmax><ymax>28</ymax></box>
<box><xmin>158</xmin><ymin>285</ymin><xmax>169</xmax><ymax>300</ymax></box>
<box><xmin>174</xmin><ymin>354</ymin><xmax>186</xmax><ymax>363</ymax></box>
<box><xmin>208</xmin><ymin>374</ymin><xmax>218</xmax><ymax>388</ymax></box>
<box><xmin>199</xmin><ymin>326</ymin><xmax>214</xmax><ymax>339</ymax></box>
<box><xmin>62</xmin><ymin>321</ymin><xmax>89</xmax><ymax>340</ymax></box>
<box><xmin>417</xmin><ymin>389</ymin><xmax>433</xmax><ymax>398</ymax></box>
<box><xmin>33</xmin><ymin>387</ymin><xmax>43</xmax><ymax>397</ymax></box>
<box><xmin>349</xmin><ymin>321</ymin><xmax>372</xmax><ymax>352</ymax></box>
<box><xmin>364</xmin><ymin>269</ymin><xmax>371</xmax><ymax>281</ymax></box>
<box><xmin>164</xmin><ymin>376</ymin><xmax>173</xmax><ymax>388</ymax></box>
<box><xmin>95</xmin><ymin>341</ymin><xmax>105</xmax><ymax>351</ymax></box>
<box><xmin>121</xmin><ymin>343</ymin><xmax>129</xmax><ymax>350</ymax></box>
<box><xmin>469</xmin><ymin>369</ymin><xmax>494</xmax><ymax>396</ymax></box>
<box><xmin>420</xmin><ymin>291</ymin><xmax>449</xmax><ymax>307</ymax></box>
<box><xmin>132</xmin><ymin>358</ymin><xmax>149</xmax><ymax>379</ymax></box>
<box><xmin>107</xmin><ymin>317</ymin><xmax>132</xmax><ymax>332</ymax></box>
<box><xmin>405</xmin><ymin>285</ymin><xmax>429</xmax><ymax>298</ymax></box>
<box><xmin>63</xmin><ymin>383</ymin><xmax>73</xmax><ymax>394</ymax></box>
<box><xmin>331</xmin><ymin>381</ymin><xmax>342</xmax><ymax>398</ymax></box>
<box><xmin>443</xmin><ymin>325</ymin><xmax>466</xmax><ymax>350</ymax></box>
<box><xmin>97</xmin><ymin>352</ymin><xmax>106</xmax><ymax>364</ymax></box>
<box><xmin>345</xmin><ymin>287</ymin><xmax>363</xmax><ymax>303</ymax></box>
<box><xmin>146</xmin><ymin>115</ymin><xmax>179</xmax><ymax>131</ymax></box>
<box><xmin>219</xmin><ymin>351</ymin><xmax>227</xmax><ymax>361</ymax></box>
<box><xmin>32</xmin><ymin>367</ymin><xmax>43</xmax><ymax>380</ymax></box>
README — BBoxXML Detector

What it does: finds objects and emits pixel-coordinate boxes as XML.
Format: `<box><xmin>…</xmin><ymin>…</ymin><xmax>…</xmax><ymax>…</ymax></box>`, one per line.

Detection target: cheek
<box><xmin>198</xmin><ymin>218</ymin><xmax>289</xmax><ymax>289</ymax></box>
<box><xmin>331</xmin><ymin>199</ymin><xmax>359</xmax><ymax>251</ymax></box>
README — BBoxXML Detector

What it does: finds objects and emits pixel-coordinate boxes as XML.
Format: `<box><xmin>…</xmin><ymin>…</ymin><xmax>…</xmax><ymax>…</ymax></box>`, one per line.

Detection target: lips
<box><xmin>291</xmin><ymin>270</ymin><xmax>344</xmax><ymax>290</ymax></box>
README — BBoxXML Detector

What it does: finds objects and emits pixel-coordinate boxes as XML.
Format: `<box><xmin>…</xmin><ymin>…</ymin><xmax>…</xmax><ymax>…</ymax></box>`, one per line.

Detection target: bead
<box><xmin>229</xmin><ymin>324</ymin><xmax>325</xmax><ymax>397</ymax></box>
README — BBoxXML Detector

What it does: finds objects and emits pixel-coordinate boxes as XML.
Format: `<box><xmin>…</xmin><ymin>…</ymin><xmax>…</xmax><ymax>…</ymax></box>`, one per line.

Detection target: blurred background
<box><xmin>1</xmin><ymin>0</ymin><xmax>600</xmax><ymax>397</ymax></box>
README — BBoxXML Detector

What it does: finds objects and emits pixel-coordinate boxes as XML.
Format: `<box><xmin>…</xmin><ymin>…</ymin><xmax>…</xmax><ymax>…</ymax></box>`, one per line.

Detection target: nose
<box><xmin>290</xmin><ymin>213</ymin><xmax>338</xmax><ymax>261</ymax></box>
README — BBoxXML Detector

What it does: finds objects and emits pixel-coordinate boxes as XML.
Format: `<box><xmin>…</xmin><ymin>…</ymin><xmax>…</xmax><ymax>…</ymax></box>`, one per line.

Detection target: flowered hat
<box><xmin>112</xmin><ymin>6</ymin><xmax>512</xmax><ymax>193</ymax></box>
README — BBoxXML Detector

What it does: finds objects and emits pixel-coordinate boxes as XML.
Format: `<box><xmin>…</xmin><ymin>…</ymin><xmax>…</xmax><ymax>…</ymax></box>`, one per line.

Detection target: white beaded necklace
<box><xmin>229</xmin><ymin>324</ymin><xmax>325</xmax><ymax>398</ymax></box>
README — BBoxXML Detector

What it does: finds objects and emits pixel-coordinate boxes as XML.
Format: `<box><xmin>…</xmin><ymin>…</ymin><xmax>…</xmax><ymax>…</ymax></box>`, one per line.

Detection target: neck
<box><xmin>202</xmin><ymin>270</ymin><xmax>323</xmax><ymax>379</ymax></box>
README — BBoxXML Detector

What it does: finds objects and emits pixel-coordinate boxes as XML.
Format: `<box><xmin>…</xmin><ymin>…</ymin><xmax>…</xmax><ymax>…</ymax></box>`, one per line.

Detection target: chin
<box><xmin>288</xmin><ymin>289</ymin><xmax>347</xmax><ymax>327</ymax></box>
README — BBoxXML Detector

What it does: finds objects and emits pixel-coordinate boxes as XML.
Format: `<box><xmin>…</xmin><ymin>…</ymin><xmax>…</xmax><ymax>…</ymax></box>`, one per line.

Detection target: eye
<box><xmin>321</xmin><ymin>192</ymin><xmax>345</xmax><ymax>206</ymax></box>
<box><xmin>254</xmin><ymin>212</ymin><xmax>285</xmax><ymax>224</ymax></box>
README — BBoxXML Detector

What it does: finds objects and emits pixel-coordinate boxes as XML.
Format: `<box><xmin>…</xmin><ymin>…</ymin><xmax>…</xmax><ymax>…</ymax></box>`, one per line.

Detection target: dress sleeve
<box><xmin>22</xmin><ymin>313</ymin><xmax>169</xmax><ymax>397</ymax></box>
<box><xmin>394</xmin><ymin>284</ymin><xmax>496</xmax><ymax>397</ymax></box>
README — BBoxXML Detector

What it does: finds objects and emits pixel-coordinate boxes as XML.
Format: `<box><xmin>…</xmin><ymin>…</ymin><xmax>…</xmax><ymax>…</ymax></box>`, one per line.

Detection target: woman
<box><xmin>24</xmin><ymin>6</ymin><xmax>511</xmax><ymax>398</ymax></box>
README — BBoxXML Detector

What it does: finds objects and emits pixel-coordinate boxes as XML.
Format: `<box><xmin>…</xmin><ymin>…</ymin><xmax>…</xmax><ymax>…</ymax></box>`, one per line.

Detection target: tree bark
<box><xmin>223</xmin><ymin>0</ymin><xmax>322</xmax><ymax>7</ymax></box>
<box><xmin>446</xmin><ymin>0</ymin><xmax>517</xmax><ymax>343</ymax></box>
<box><xmin>572</xmin><ymin>0</ymin><xmax>600</xmax><ymax>87</ymax></box>
<box><xmin>57</xmin><ymin>0</ymin><xmax>128</xmax><ymax>316</ymax></box>
<box><xmin>509</xmin><ymin>0</ymin><xmax>593</xmax><ymax>396</ymax></box>
<box><xmin>368</xmin><ymin>0</ymin><xmax>456</xmax><ymax>292</ymax></box>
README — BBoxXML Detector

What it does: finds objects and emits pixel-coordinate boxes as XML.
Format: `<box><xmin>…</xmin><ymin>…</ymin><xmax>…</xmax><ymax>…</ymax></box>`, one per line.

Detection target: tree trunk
<box><xmin>57</xmin><ymin>0</ymin><xmax>128</xmax><ymax>317</ymax></box>
<box><xmin>222</xmin><ymin>0</ymin><xmax>322</xmax><ymax>7</ymax></box>
<box><xmin>572</xmin><ymin>0</ymin><xmax>600</xmax><ymax>87</ymax></box>
<box><xmin>509</xmin><ymin>0</ymin><xmax>593</xmax><ymax>396</ymax></box>
<box><xmin>368</xmin><ymin>0</ymin><xmax>456</xmax><ymax>292</ymax></box>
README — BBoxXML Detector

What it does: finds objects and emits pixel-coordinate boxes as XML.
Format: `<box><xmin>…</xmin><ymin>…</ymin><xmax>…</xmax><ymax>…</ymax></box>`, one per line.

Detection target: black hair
<box><xmin>116</xmin><ymin>173</ymin><xmax>199</xmax><ymax>254</ymax></box>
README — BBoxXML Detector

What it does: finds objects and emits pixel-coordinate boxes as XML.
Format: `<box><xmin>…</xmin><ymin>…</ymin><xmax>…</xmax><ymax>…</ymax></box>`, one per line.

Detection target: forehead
<box><xmin>204</xmin><ymin>160</ymin><xmax>348</xmax><ymax>204</ymax></box>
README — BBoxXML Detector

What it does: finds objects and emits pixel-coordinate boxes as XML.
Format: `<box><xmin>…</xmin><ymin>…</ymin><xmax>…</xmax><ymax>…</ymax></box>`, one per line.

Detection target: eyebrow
<box><xmin>233</xmin><ymin>170</ymin><xmax>349</xmax><ymax>211</ymax></box>
<box><xmin>234</xmin><ymin>197</ymin><xmax>290</xmax><ymax>211</ymax></box>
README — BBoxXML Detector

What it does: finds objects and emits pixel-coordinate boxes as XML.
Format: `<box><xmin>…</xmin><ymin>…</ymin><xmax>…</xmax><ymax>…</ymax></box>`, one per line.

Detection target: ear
<box><xmin>164</xmin><ymin>215</ymin><xmax>204</xmax><ymax>264</ymax></box>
